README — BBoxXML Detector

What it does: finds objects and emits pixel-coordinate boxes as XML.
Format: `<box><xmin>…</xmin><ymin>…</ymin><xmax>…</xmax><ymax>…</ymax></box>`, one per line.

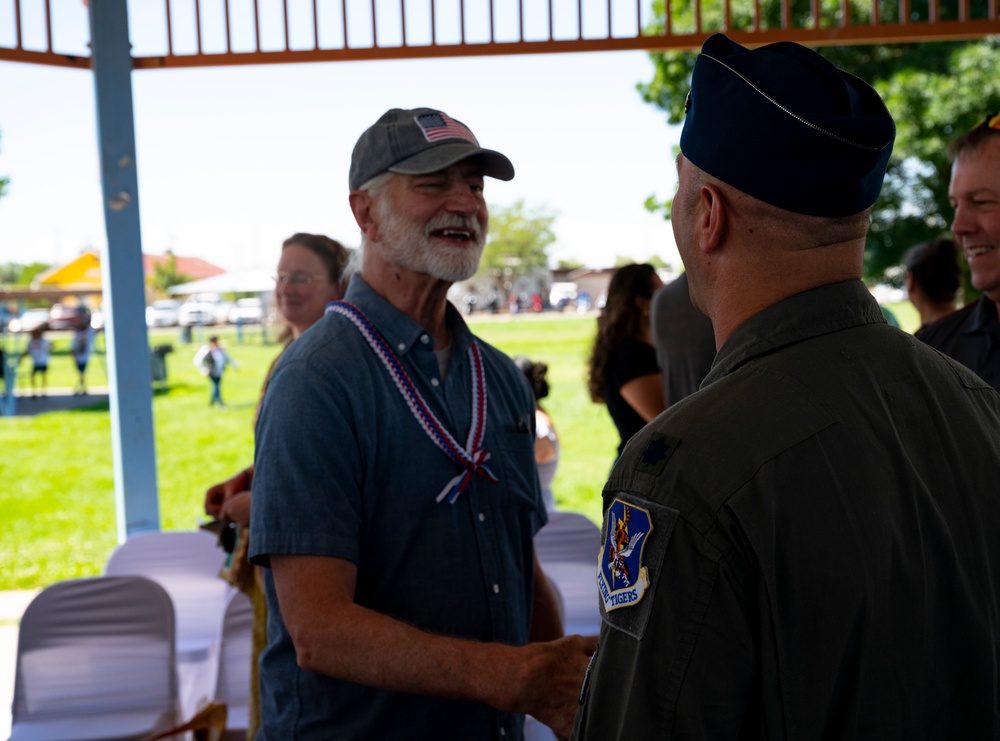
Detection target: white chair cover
<box><xmin>214</xmin><ymin>590</ymin><xmax>252</xmax><ymax>741</ymax></box>
<box><xmin>104</xmin><ymin>530</ymin><xmax>234</xmax><ymax>719</ymax></box>
<box><xmin>526</xmin><ymin>512</ymin><xmax>604</xmax><ymax>741</ymax></box>
<box><xmin>104</xmin><ymin>530</ymin><xmax>232</xmax><ymax>659</ymax></box>
<box><xmin>534</xmin><ymin>511</ymin><xmax>603</xmax><ymax>636</ymax></box>
<box><xmin>9</xmin><ymin>575</ymin><xmax>180</xmax><ymax>741</ymax></box>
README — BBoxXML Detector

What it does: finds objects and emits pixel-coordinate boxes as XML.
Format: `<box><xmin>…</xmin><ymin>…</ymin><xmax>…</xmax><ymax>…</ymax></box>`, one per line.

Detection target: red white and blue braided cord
<box><xmin>326</xmin><ymin>300</ymin><xmax>498</xmax><ymax>503</ymax></box>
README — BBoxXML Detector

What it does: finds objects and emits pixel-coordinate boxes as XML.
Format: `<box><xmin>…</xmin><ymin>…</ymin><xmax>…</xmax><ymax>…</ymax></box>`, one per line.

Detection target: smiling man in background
<box><xmin>916</xmin><ymin>113</ymin><xmax>1000</xmax><ymax>391</ymax></box>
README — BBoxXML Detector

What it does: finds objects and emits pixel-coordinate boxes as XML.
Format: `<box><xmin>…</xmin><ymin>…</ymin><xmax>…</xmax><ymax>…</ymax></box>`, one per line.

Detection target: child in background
<box><xmin>27</xmin><ymin>327</ymin><xmax>52</xmax><ymax>398</ymax></box>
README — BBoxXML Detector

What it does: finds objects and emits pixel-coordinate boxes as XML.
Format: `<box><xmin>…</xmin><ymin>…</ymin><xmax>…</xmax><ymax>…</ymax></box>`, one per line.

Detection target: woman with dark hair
<box><xmin>587</xmin><ymin>263</ymin><xmax>664</xmax><ymax>457</ymax></box>
<box><xmin>514</xmin><ymin>356</ymin><xmax>559</xmax><ymax>511</ymax></box>
<box><xmin>905</xmin><ymin>237</ymin><xmax>962</xmax><ymax>331</ymax></box>
<box><xmin>202</xmin><ymin>232</ymin><xmax>349</xmax><ymax>740</ymax></box>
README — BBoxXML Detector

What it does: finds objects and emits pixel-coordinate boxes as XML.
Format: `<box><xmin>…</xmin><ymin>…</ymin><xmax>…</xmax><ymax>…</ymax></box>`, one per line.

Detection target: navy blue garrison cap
<box><xmin>680</xmin><ymin>34</ymin><xmax>895</xmax><ymax>217</ymax></box>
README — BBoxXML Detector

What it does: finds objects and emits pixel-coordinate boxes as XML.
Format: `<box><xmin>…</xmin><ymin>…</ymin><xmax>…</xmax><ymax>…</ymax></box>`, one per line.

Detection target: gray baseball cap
<box><xmin>349</xmin><ymin>107</ymin><xmax>515</xmax><ymax>191</ymax></box>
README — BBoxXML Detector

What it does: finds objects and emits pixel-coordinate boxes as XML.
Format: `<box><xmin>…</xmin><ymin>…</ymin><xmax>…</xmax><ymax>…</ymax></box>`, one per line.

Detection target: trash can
<box><xmin>151</xmin><ymin>344</ymin><xmax>174</xmax><ymax>388</ymax></box>
<box><xmin>179</xmin><ymin>324</ymin><xmax>193</xmax><ymax>344</ymax></box>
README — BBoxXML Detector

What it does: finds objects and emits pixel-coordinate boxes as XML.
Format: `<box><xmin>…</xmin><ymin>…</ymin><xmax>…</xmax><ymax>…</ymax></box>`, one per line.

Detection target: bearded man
<box><xmin>249</xmin><ymin>108</ymin><xmax>596</xmax><ymax>740</ymax></box>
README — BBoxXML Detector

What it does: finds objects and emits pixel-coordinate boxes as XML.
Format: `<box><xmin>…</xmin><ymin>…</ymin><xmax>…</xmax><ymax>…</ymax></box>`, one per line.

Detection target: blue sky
<box><xmin>0</xmin><ymin>44</ymin><xmax>683</xmax><ymax>273</ymax></box>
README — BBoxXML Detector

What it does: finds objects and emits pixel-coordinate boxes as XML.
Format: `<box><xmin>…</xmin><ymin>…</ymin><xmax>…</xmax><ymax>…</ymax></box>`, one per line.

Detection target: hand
<box><xmin>204</xmin><ymin>468</ymin><xmax>251</xmax><ymax>519</ymax></box>
<box><xmin>219</xmin><ymin>490</ymin><xmax>252</xmax><ymax>528</ymax></box>
<box><xmin>505</xmin><ymin>635</ymin><xmax>599</xmax><ymax>738</ymax></box>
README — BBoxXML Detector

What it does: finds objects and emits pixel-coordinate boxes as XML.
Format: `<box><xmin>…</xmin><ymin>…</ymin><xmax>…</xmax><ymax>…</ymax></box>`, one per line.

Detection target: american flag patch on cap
<box><xmin>415</xmin><ymin>112</ymin><xmax>479</xmax><ymax>145</ymax></box>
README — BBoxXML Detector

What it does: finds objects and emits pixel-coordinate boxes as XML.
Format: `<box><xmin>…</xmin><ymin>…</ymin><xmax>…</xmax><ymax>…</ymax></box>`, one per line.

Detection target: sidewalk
<box><xmin>1</xmin><ymin>590</ymin><xmax>39</xmax><ymax>738</ymax></box>
<box><xmin>3</xmin><ymin>388</ymin><xmax>110</xmax><ymax>417</ymax></box>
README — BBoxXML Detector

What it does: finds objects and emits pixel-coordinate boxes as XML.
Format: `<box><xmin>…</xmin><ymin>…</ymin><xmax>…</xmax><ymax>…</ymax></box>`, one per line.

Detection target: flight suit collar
<box><xmin>705</xmin><ymin>279</ymin><xmax>885</xmax><ymax>386</ymax></box>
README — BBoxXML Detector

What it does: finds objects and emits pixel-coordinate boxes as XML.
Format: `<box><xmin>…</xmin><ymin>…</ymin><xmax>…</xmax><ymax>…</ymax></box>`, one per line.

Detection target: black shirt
<box><xmin>603</xmin><ymin>337</ymin><xmax>660</xmax><ymax>457</ymax></box>
<box><xmin>915</xmin><ymin>297</ymin><xmax>1000</xmax><ymax>392</ymax></box>
<box><xmin>575</xmin><ymin>280</ymin><xmax>1000</xmax><ymax>740</ymax></box>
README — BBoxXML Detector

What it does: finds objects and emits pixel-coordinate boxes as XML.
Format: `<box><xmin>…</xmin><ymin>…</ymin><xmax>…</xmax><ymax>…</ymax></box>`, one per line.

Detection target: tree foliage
<box><xmin>0</xmin><ymin>262</ymin><xmax>52</xmax><ymax>285</ymax></box>
<box><xmin>479</xmin><ymin>200</ymin><xmax>558</xmax><ymax>285</ymax></box>
<box><xmin>639</xmin><ymin>34</ymin><xmax>1000</xmax><ymax>284</ymax></box>
<box><xmin>149</xmin><ymin>251</ymin><xmax>192</xmax><ymax>297</ymax></box>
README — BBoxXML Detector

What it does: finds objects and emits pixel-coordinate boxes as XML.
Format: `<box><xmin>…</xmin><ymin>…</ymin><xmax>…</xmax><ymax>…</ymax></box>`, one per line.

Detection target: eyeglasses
<box><xmin>273</xmin><ymin>271</ymin><xmax>325</xmax><ymax>286</ymax></box>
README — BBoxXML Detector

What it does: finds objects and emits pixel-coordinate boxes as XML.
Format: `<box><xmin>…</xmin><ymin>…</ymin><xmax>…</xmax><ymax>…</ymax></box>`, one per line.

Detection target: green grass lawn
<box><xmin>0</xmin><ymin>318</ymin><xmax>613</xmax><ymax>590</ymax></box>
<box><xmin>0</xmin><ymin>300</ymin><xmax>918</xmax><ymax>591</ymax></box>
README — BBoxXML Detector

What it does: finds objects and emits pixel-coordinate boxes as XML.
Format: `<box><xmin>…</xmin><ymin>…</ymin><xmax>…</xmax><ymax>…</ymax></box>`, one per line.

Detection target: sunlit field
<box><xmin>0</xmin><ymin>302</ymin><xmax>919</xmax><ymax>590</ymax></box>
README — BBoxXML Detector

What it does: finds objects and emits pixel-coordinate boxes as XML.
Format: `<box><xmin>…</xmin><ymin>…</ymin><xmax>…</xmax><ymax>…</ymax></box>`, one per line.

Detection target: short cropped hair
<box><xmin>948</xmin><ymin>114</ymin><xmax>1000</xmax><ymax>160</ymax></box>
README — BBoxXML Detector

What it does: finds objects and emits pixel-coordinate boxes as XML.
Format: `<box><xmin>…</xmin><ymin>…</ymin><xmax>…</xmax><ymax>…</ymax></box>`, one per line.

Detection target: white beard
<box><xmin>375</xmin><ymin>201</ymin><xmax>487</xmax><ymax>283</ymax></box>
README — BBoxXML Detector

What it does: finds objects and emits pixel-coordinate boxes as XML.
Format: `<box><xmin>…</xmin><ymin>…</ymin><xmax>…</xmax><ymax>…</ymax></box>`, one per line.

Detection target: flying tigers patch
<box><xmin>599</xmin><ymin>498</ymin><xmax>653</xmax><ymax>612</ymax></box>
<box><xmin>597</xmin><ymin>494</ymin><xmax>679</xmax><ymax>639</ymax></box>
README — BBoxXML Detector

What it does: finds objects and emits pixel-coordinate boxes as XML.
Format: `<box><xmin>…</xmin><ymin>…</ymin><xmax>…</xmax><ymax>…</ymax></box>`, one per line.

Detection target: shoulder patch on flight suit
<box><xmin>633</xmin><ymin>432</ymin><xmax>680</xmax><ymax>477</ymax></box>
<box><xmin>597</xmin><ymin>495</ymin><xmax>678</xmax><ymax>640</ymax></box>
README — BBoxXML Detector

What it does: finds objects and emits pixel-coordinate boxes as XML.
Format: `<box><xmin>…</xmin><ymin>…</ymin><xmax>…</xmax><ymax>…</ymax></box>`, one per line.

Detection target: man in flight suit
<box><xmin>574</xmin><ymin>34</ymin><xmax>1000</xmax><ymax>739</ymax></box>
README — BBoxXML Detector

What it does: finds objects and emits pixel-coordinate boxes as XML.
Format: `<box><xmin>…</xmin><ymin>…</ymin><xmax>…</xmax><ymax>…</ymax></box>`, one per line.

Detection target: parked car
<box><xmin>8</xmin><ymin>308</ymin><xmax>51</xmax><ymax>333</ymax></box>
<box><xmin>48</xmin><ymin>303</ymin><xmax>85</xmax><ymax>330</ymax></box>
<box><xmin>549</xmin><ymin>281</ymin><xmax>579</xmax><ymax>311</ymax></box>
<box><xmin>228</xmin><ymin>297</ymin><xmax>265</xmax><ymax>325</ymax></box>
<box><xmin>178</xmin><ymin>299</ymin><xmax>216</xmax><ymax>327</ymax></box>
<box><xmin>146</xmin><ymin>299</ymin><xmax>182</xmax><ymax>327</ymax></box>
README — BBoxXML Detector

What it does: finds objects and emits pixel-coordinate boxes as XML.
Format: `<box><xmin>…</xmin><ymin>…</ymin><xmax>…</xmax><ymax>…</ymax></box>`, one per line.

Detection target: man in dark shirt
<box><xmin>650</xmin><ymin>272</ymin><xmax>716</xmax><ymax>406</ymax></box>
<box><xmin>916</xmin><ymin>113</ymin><xmax>1000</xmax><ymax>391</ymax></box>
<box><xmin>574</xmin><ymin>35</ymin><xmax>1000</xmax><ymax>740</ymax></box>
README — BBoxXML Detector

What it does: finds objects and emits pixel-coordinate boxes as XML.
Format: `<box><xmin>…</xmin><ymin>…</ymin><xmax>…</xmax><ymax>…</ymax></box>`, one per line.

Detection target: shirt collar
<box><xmin>342</xmin><ymin>274</ymin><xmax>474</xmax><ymax>357</ymax></box>
<box><xmin>704</xmin><ymin>280</ymin><xmax>885</xmax><ymax>385</ymax></box>
<box><xmin>962</xmin><ymin>297</ymin><xmax>1000</xmax><ymax>336</ymax></box>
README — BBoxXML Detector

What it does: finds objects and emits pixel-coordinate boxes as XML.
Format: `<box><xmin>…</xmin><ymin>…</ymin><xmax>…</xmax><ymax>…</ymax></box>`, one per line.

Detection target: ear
<box><xmin>349</xmin><ymin>190</ymin><xmax>380</xmax><ymax>242</ymax></box>
<box><xmin>695</xmin><ymin>183</ymin><xmax>727</xmax><ymax>255</ymax></box>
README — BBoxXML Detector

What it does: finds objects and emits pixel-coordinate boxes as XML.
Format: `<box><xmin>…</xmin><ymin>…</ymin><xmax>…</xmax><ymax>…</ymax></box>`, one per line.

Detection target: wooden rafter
<box><xmin>0</xmin><ymin>0</ymin><xmax>997</xmax><ymax>70</ymax></box>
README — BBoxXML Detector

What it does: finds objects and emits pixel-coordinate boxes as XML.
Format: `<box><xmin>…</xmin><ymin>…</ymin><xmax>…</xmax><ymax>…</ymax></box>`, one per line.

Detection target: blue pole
<box><xmin>89</xmin><ymin>0</ymin><xmax>160</xmax><ymax>540</ymax></box>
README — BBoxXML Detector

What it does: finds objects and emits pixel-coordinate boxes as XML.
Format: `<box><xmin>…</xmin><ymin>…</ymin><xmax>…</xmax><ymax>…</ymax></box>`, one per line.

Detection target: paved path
<box><xmin>2</xmin><ymin>388</ymin><xmax>110</xmax><ymax>417</ymax></box>
<box><xmin>0</xmin><ymin>590</ymin><xmax>38</xmax><ymax>738</ymax></box>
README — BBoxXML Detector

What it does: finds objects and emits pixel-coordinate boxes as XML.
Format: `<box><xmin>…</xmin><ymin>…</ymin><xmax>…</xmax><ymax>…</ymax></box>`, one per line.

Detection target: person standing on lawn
<box><xmin>193</xmin><ymin>335</ymin><xmax>237</xmax><ymax>408</ymax></box>
<box><xmin>574</xmin><ymin>34</ymin><xmax>1000</xmax><ymax>740</ymax></box>
<box><xmin>26</xmin><ymin>327</ymin><xmax>52</xmax><ymax>398</ymax></box>
<box><xmin>70</xmin><ymin>309</ymin><xmax>96</xmax><ymax>395</ymax></box>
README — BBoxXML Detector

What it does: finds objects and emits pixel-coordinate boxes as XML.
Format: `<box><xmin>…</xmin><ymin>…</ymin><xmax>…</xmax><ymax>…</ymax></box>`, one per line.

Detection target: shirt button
<box><xmin>420</xmin><ymin>334</ymin><xmax>430</xmax><ymax>344</ymax></box>
<box><xmin>478</xmin><ymin>512</ymin><xmax>486</xmax><ymax>522</ymax></box>
<box><xmin>493</xmin><ymin>584</ymin><xmax>500</xmax><ymax>594</ymax></box>
<box><xmin>431</xmin><ymin>378</ymin><xmax>440</xmax><ymax>387</ymax></box>
<box><xmin>397</xmin><ymin>342</ymin><xmax>405</xmax><ymax>351</ymax></box>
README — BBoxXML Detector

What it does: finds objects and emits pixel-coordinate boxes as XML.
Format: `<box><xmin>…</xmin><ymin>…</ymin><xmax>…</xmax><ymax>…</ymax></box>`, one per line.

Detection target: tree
<box><xmin>0</xmin><ymin>262</ymin><xmax>52</xmax><ymax>285</ymax></box>
<box><xmin>639</xmin><ymin>32</ymin><xmax>1000</xmax><ymax>285</ymax></box>
<box><xmin>479</xmin><ymin>200</ymin><xmax>557</xmax><ymax>290</ymax></box>
<box><xmin>149</xmin><ymin>251</ymin><xmax>192</xmax><ymax>297</ymax></box>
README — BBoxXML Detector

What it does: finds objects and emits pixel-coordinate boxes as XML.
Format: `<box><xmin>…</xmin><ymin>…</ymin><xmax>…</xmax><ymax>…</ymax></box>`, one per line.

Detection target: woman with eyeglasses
<box><xmin>202</xmin><ymin>232</ymin><xmax>349</xmax><ymax>740</ymax></box>
<box><xmin>587</xmin><ymin>262</ymin><xmax>665</xmax><ymax>459</ymax></box>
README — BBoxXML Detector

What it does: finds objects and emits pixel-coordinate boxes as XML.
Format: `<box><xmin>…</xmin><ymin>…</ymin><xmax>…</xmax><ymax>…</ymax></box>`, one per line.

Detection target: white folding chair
<box><xmin>104</xmin><ymin>530</ymin><xmax>232</xmax><ymax>661</ymax></box>
<box><xmin>214</xmin><ymin>589</ymin><xmax>253</xmax><ymax>741</ymax></box>
<box><xmin>9</xmin><ymin>575</ymin><xmax>180</xmax><ymax>741</ymax></box>
<box><xmin>104</xmin><ymin>529</ymin><xmax>234</xmax><ymax>719</ymax></box>
<box><xmin>534</xmin><ymin>511</ymin><xmax>603</xmax><ymax>636</ymax></box>
<box><xmin>526</xmin><ymin>512</ymin><xmax>605</xmax><ymax>741</ymax></box>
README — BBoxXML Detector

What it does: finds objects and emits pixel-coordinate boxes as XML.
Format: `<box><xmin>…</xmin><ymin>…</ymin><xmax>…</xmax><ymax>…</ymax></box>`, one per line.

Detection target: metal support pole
<box><xmin>88</xmin><ymin>0</ymin><xmax>160</xmax><ymax>540</ymax></box>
